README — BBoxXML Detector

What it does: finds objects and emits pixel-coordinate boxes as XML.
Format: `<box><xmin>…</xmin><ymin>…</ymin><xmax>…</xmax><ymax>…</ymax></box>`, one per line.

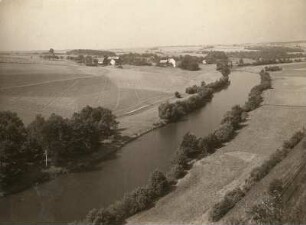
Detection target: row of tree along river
<box><xmin>0</xmin><ymin>70</ymin><xmax>259</xmax><ymax>223</ymax></box>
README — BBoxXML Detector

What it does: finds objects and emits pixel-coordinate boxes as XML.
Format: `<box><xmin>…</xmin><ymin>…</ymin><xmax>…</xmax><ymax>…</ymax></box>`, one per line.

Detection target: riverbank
<box><xmin>0</xmin><ymin>63</ymin><xmax>223</xmax><ymax>197</ymax></box>
<box><xmin>127</xmin><ymin>62</ymin><xmax>306</xmax><ymax>224</ymax></box>
<box><xmin>0</xmin><ymin>68</ymin><xmax>259</xmax><ymax>223</ymax></box>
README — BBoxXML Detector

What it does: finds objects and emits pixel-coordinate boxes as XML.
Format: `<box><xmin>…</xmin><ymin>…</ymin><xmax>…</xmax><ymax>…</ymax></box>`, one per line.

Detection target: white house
<box><xmin>110</xmin><ymin>59</ymin><xmax>116</xmax><ymax>66</ymax></box>
<box><xmin>159</xmin><ymin>59</ymin><xmax>168</xmax><ymax>64</ymax></box>
<box><xmin>97</xmin><ymin>57</ymin><xmax>105</xmax><ymax>65</ymax></box>
<box><xmin>159</xmin><ymin>58</ymin><xmax>176</xmax><ymax>67</ymax></box>
<box><xmin>168</xmin><ymin>58</ymin><xmax>176</xmax><ymax>67</ymax></box>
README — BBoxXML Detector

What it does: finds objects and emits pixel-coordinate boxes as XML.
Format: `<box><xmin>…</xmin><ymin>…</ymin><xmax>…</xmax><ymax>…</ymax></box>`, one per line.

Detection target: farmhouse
<box><xmin>97</xmin><ymin>57</ymin><xmax>105</xmax><ymax>65</ymax></box>
<box><xmin>158</xmin><ymin>58</ymin><xmax>176</xmax><ymax>67</ymax></box>
<box><xmin>107</xmin><ymin>56</ymin><xmax>120</xmax><ymax>66</ymax></box>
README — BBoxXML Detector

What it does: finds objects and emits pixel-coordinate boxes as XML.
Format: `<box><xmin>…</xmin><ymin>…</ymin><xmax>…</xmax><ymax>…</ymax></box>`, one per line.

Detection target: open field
<box><xmin>219</xmin><ymin>137</ymin><xmax>306</xmax><ymax>223</ymax></box>
<box><xmin>127</xmin><ymin>62</ymin><xmax>306</xmax><ymax>224</ymax></box>
<box><xmin>0</xmin><ymin>57</ymin><xmax>220</xmax><ymax>136</ymax></box>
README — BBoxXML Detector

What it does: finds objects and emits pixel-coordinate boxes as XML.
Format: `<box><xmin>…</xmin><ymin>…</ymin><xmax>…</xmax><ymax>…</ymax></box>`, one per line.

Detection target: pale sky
<box><xmin>0</xmin><ymin>0</ymin><xmax>305</xmax><ymax>51</ymax></box>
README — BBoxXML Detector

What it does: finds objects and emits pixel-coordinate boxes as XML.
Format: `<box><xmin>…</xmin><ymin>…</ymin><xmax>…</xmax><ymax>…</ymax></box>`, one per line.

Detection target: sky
<box><xmin>0</xmin><ymin>0</ymin><xmax>306</xmax><ymax>51</ymax></box>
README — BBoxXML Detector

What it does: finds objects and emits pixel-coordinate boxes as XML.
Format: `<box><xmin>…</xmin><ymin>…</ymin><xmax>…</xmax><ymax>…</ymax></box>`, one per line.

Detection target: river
<box><xmin>0</xmin><ymin>70</ymin><xmax>259</xmax><ymax>223</ymax></box>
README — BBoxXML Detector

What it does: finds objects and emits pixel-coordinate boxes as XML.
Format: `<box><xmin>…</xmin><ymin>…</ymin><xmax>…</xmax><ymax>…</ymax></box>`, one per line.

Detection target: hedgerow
<box><xmin>209</xmin><ymin>129</ymin><xmax>305</xmax><ymax>222</ymax></box>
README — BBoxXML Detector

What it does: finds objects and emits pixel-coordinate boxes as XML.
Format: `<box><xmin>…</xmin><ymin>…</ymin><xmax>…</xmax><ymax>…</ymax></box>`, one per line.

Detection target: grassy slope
<box><xmin>127</xmin><ymin>62</ymin><xmax>306</xmax><ymax>224</ymax></box>
<box><xmin>0</xmin><ymin>58</ymin><xmax>220</xmax><ymax>137</ymax></box>
<box><xmin>219</xmin><ymin>137</ymin><xmax>306</xmax><ymax>223</ymax></box>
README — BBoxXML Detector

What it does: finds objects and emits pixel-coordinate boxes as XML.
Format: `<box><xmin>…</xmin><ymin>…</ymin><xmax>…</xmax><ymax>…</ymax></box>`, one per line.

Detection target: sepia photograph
<box><xmin>0</xmin><ymin>0</ymin><xmax>306</xmax><ymax>224</ymax></box>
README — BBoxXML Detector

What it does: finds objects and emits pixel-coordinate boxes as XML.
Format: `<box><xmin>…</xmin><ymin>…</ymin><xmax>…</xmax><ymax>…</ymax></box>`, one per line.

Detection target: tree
<box><xmin>179</xmin><ymin>55</ymin><xmax>200</xmax><ymax>71</ymax></box>
<box><xmin>72</xmin><ymin>106</ymin><xmax>118</xmax><ymax>139</ymax></box>
<box><xmin>180</xmin><ymin>132</ymin><xmax>200</xmax><ymax>157</ymax></box>
<box><xmin>205</xmin><ymin>51</ymin><xmax>228</xmax><ymax>64</ymax></box>
<box><xmin>0</xmin><ymin>111</ymin><xmax>28</xmax><ymax>188</ymax></box>
<box><xmin>238</xmin><ymin>58</ymin><xmax>244</xmax><ymax>66</ymax></box>
<box><xmin>149</xmin><ymin>170</ymin><xmax>169</xmax><ymax>197</ymax></box>
<box><xmin>49</xmin><ymin>48</ymin><xmax>54</xmax><ymax>54</ymax></box>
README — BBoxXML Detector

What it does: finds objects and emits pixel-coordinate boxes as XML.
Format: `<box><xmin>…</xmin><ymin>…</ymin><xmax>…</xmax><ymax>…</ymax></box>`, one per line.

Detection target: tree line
<box><xmin>0</xmin><ymin>106</ymin><xmax>118</xmax><ymax>191</ymax></box>
<box><xmin>160</xmin><ymin>65</ymin><xmax>231</xmax><ymax>122</ymax></box>
<box><xmin>75</xmin><ymin>69</ymin><xmax>272</xmax><ymax>225</ymax></box>
<box><xmin>72</xmin><ymin>170</ymin><xmax>170</xmax><ymax>225</ymax></box>
<box><xmin>167</xmin><ymin>69</ymin><xmax>272</xmax><ymax>195</ymax></box>
<box><xmin>211</xmin><ymin>129</ymin><xmax>305</xmax><ymax>223</ymax></box>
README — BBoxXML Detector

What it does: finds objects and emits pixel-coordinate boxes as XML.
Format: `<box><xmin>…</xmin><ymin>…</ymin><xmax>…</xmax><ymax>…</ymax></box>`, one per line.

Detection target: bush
<box><xmin>180</xmin><ymin>133</ymin><xmax>200</xmax><ymax>157</ymax></box>
<box><xmin>283</xmin><ymin>130</ymin><xmax>305</xmax><ymax>149</ymax></box>
<box><xmin>171</xmin><ymin>148</ymin><xmax>189</xmax><ymax>169</ymax></box>
<box><xmin>178</xmin><ymin>55</ymin><xmax>200</xmax><ymax>71</ymax></box>
<box><xmin>210</xmin><ymin>188</ymin><xmax>245</xmax><ymax>222</ymax></box>
<box><xmin>158</xmin><ymin>101</ymin><xmax>186</xmax><ymax>122</ymax></box>
<box><xmin>221</xmin><ymin>105</ymin><xmax>243</xmax><ymax>129</ymax></box>
<box><xmin>0</xmin><ymin>111</ymin><xmax>30</xmax><ymax>188</ymax></box>
<box><xmin>174</xmin><ymin>91</ymin><xmax>182</xmax><ymax>98</ymax></box>
<box><xmin>268</xmin><ymin>179</ymin><xmax>283</xmax><ymax>197</ymax></box>
<box><xmin>265</xmin><ymin>66</ymin><xmax>282</xmax><ymax>71</ymax></box>
<box><xmin>200</xmin><ymin>133</ymin><xmax>220</xmax><ymax>154</ymax></box>
<box><xmin>205</xmin><ymin>51</ymin><xmax>228</xmax><ymax>64</ymax></box>
<box><xmin>166</xmin><ymin>164</ymin><xmax>185</xmax><ymax>183</ymax></box>
<box><xmin>149</xmin><ymin>170</ymin><xmax>170</xmax><ymax>197</ymax></box>
<box><xmin>85</xmin><ymin>207</ymin><xmax>119</xmax><ymax>225</ymax></box>
<box><xmin>159</xmin><ymin>78</ymin><xmax>230</xmax><ymax>122</ymax></box>
<box><xmin>214</xmin><ymin>122</ymin><xmax>235</xmax><ymax>143</ymax></box>
<box><xmin>243</xmin><ymin>71</ymin><xmax>271</xmax><ymax>112</ymax></box>
<box><xmin>122</xmin><ymin>187</ymin><xmax>154</xmax><ymax>215</ymax></box>
<box><xmin>206</xmin><ymin>76</ymin><xmax>230</xmax><ymax>91</ymax></box>
<box><xmin>185</xmin><ymin>85</ymin><xmax>199</xmax><ymax>94</ymax></box>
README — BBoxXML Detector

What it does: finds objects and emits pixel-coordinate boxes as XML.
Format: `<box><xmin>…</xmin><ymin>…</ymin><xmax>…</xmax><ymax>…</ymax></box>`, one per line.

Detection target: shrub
<box><xmin>171</xmin><ymin>148</ymin><xmax>189</xmax><ymax>169</ymax></box>
<box><xmin>185</xmin><ymin>85</ymin><xmax>199</xmax><ymax>94</ymax></box>
<box><xmin>265</xmin><ymin>66</ymin><xmax>282</xmax><ymax>71</ymax></box>
<box><xmin>159</xmin><ymin>78</ymin><xmax>229</xmax><ymax>122</ymax></box>
<box><xmin>206</xmin><ymin>76</ymin><xmax>230</xmax><ymax>91</ymax></box>
<box><xmin>214</xmin><ymin>122</ymin><xmax>235</xmax><ymax>143</ymax></box>
<box><xmin>210</xmin><ymin>187</ymin><xmax>245</xmax><ymax>222</ymax></box>
<box><xmin>166</xmin><ymin>164</ymin><xmax>185</xmax><ymax>182</ymax></box>
<box><xmin>268</xmin><ymin>179</ymin><xmax>283</xmax><ymax>197</ymax></box>
<box><xmin>0</xmin><ymin>111</ymin><xmax>30</xmax><ymax>188</ymax></box>
<box><xmin>205</xmin><ymin>51</ymin><xmax>228</xmax><ymax>64</ymax></box>
<box><xmin>122</xmin><ymin>187</ymin><xmax>154</xmax><ymax>215</ymax></box>
<box><xmin>243</xmin><ymin>71</ymin><xmax>271</xmax><ymax>112</ymax></box>
<box><xmin>282</xmin><ymin>130</ymin><xmax>305</xmax><ymax>149</ymax></box>
<box><xmin>221</xmin><ymin>105</ymin><xmax>243</xmax><ymax>129</ymax></box>
<box><xmin>180</xmin><ymin>133</ymin><xmax>200</xmax><ymax>157</ymax></box>
<box><xmin>149</xmin><ymin>170</ymin><xmax>170</xmax><ymax>197</ymax></box>
<box><xmin>174</xmin><ymin>91</ymin><xmax>182</xmax><ymax>98</ymax></box>
<box><xmin>158</xmin><ymin>101</ymin><xmax>186</xmax><ymax>122</ymax></box>
<box><xmin>178</xmin><ymin>55</ymin><xmax>200</xmax><ymax>71</ymax></box>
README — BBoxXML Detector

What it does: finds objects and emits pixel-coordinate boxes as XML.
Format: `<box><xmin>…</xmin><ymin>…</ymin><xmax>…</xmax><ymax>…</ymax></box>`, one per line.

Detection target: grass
<box><xmin>209</xmin><ymin>129</ymin><xmax>305</xmax><ymax>222</ymax></box>
<box><xmin>0</xmin><ymin>59</ymin><xmax>220</xmax><ymax>126</ymax></box>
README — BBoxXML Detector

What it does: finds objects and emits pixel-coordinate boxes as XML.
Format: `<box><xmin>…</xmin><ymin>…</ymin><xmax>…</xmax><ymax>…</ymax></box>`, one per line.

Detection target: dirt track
<box><xmin>127</xmin><ymin>62</ymin><xmax>306</xmax><ymax>224</ymax></box>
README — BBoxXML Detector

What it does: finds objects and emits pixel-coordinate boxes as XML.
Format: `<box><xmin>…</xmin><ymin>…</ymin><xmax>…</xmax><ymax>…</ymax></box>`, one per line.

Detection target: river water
<box><xmin>0</xmin><ymin>71</ymin><xmax>259</xmax><ymax>223</ymax></box>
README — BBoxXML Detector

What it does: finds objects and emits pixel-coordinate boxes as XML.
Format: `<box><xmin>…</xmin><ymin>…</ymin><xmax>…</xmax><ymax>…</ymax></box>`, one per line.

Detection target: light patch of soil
<box><xmin>127</xmin><ymin>62</ymin><xmax>306</xmax><ymax>224</ymax></box>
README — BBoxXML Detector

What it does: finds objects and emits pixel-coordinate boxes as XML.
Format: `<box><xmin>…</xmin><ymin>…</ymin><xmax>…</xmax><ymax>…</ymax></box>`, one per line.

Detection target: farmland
<box><xmin>0</xmin><ymin>57</ymin><xmax>220</xmax><ymax>136</ymax></box>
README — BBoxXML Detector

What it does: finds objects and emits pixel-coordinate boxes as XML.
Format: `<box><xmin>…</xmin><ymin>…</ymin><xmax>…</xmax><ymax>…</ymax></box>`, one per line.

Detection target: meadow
<box><xmin>0</xmin><ymin>58</ymin><xmax>220</xmax><ymax>128</ymax></box>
